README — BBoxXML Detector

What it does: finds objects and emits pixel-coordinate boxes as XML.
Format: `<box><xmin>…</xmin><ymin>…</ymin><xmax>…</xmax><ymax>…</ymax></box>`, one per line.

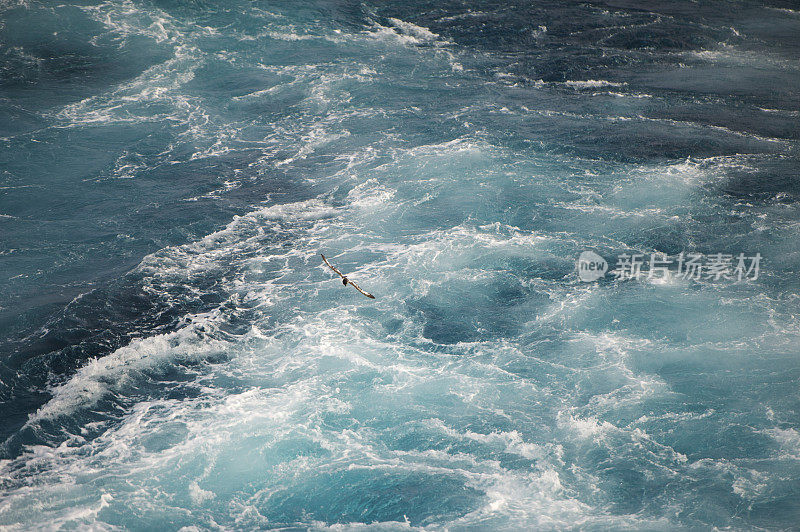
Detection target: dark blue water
<box><xmin>1</xmin><ymin>0</ymin><xmax>799</xmax><ymax>529</ymax></box>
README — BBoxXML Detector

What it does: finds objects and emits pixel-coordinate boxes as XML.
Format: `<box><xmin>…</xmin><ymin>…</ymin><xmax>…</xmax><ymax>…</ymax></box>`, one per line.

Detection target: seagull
<box><xmin>321</xmin><ymin>254</ymin><xmax>375</xmax><ymax>299</ymax></box>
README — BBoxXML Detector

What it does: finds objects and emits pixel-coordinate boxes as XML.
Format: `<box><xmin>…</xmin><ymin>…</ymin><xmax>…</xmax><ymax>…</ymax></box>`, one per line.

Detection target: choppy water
<box><xmin>1</xmin><ymin>0</ymin><xmax>799</xmax><ymax>529</ymax></box>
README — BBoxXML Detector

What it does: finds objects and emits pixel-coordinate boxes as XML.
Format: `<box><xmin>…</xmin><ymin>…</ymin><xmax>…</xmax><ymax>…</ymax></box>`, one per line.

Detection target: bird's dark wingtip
<box><xmin>368</xmin><ymin>294</ymin><xmax>376</xmax><ymax>299</ymax></box>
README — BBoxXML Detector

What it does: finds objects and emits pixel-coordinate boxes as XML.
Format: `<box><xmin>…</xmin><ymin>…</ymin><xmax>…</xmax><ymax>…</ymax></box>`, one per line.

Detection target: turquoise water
<box><xmin>1</xmin><ymin>0</ymin><xmax>799</xmax><ymax>529</ymax></box>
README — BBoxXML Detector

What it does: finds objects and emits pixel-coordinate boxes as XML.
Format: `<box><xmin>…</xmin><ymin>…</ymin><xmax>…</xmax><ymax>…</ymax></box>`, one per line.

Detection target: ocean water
<box><xmin>1</xmin><ymin>0</ymin><xmax>799</xmax><ymax>529</ymax></box>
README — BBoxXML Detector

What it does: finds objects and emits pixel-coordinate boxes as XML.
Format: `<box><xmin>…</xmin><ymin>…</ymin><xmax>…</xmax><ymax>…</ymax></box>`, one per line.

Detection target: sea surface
<box><xmin>1</xmin><ymin>0</ymin><xmax>799</xmax><ymax>529</ymax></box>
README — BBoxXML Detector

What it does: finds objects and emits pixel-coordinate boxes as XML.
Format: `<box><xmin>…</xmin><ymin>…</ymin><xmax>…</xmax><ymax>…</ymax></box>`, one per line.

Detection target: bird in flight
<box><xmin>321</xmin><ymin>254</ymin><xmax>375</xmax><ymax>299</ymax></box>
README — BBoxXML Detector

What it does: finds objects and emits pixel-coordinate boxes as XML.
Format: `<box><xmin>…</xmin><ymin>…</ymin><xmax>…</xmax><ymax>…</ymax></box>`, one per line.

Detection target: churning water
<box><xmin>1</xmin><ymin>0</ymin><xmax>799</xmax><ymax>529</ymax></box>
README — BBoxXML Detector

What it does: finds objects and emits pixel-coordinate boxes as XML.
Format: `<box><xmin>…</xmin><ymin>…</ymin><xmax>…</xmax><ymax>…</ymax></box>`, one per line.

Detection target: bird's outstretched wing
<box><xmin>321</xmin><ymin>254</ymin><xmax>345</xmax><ymax>279</ymax></box>
<box><xmin>320</xmin><ymin>254</ymin><xmax>376</xmax><ymax>299</ymax></box>
<box><xmin>347</xmin><ymin>279</ymin><xmax>375</xmax><ymax>299</ymax></box>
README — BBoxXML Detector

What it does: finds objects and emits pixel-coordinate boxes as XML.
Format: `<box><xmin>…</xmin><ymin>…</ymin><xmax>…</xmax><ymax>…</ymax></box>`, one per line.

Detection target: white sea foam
<box><xmin>591</xmin><ymin>91</ymin><xmax>652</xmax><ymax>99</ymax></box>
<box><xmin>768</xmin><ymin>7</ymin><xmax>800</xmax><ymax>16</ymax></box>
<box><xmin>365</xmin><ymin>18</ymin><xmax>450</xmax><ymax>47</ymax></box>
<box><xmin>28</xmin><ymin>322</ymin><xmax>229</xmax><ymax>422</ymax></box>
<box><xmin>436</xmin><ymin>10</ymin><xmax>490</xmax><ymax>23</ymax></box>
<box><xmin>387</xmin><ymin>18</ymin><xmax>439</xmax><ymax>43</ymax></box>
<box><xmin>765</xmin><ymin>427</ymin><xmax>800</xmax><ymax>459</ymax></box>
<box><xmin>758</xmin><ymin>107</ymin><xmax>800</xmax><ymax>117</ymax></box>
<box><xmin>563</xmin><ymin>79</ymin><xmax>626</xmax><ymax>89</ymax></box>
